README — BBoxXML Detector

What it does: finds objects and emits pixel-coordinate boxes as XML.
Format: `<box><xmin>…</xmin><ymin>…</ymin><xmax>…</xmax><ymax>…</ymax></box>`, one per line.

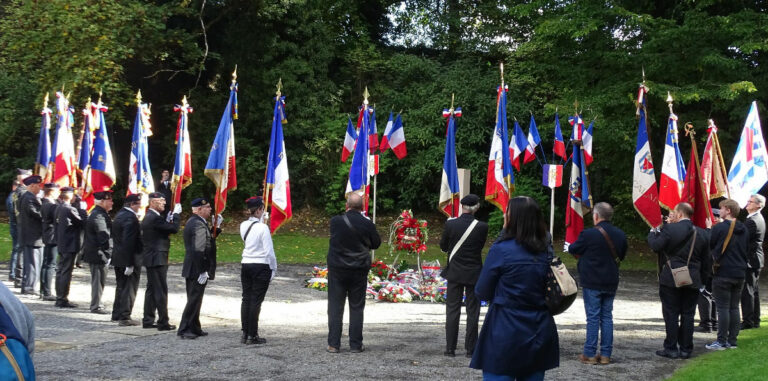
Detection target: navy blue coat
<box><xmin>470</xmin><ymin>239</ymin><xmax>559</xmax><ymax>376</ymax></box>
<box><xmin>568</xmin><ymin>221</ymin><xmax>627</xmax><ymax>292</ymax></box>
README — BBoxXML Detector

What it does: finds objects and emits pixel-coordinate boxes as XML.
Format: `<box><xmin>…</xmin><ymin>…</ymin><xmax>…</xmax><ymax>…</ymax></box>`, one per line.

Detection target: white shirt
<box><xmin>240</xmin><ymin>217</ymin><xmax>277</xmax><ymax>274</ymax></box>
<box><xmin>123</xmin><ymin>207</ymin><xmax>139</xmax><ymax>217</ymax></box>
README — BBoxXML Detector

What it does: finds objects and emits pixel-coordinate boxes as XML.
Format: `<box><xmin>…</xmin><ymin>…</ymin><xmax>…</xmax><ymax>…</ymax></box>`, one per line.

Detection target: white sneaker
<box><xmin>705</xmin><ymin>341</ymin><xmax>726</xmax><ymax>350</ymax></box>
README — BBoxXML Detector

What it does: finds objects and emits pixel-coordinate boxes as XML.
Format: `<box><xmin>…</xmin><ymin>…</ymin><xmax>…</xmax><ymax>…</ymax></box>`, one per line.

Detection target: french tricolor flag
<box><xmin>523</xmin><ymin>115</ymin><xmax>541</xmax><ymax>165</ymax></box>
<box><xmin>509</xmin><ymin>120</ymin><xmax>527</xmax><ymax>171</ymax></box>
<box><xmin>553</xmin><ymin>113</ymin><xmax>566</xmax><ymax>161</ymax></box>
<box><xmin>341</xmin><ymin>117</ymin><xmax>357</xmax><ymax>162</ymax></box>
<box><xmin>380</xmin><ymin>112</ymin><xmax>407</xmax><ymax>159</ymax></box>
<box><xmin>583</xmin><ymin>121</ymin><xmax>594</xmax><ymax>166</ymax></box>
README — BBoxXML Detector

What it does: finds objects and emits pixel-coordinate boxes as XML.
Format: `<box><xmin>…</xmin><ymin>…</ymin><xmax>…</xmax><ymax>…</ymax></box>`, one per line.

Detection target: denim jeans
<box><xmin>582</xmin><ymin>287</ymin><xmax>616</xmax><ymax>358</ymax></box>
<box><xmin>713</xmin><ymin>276</ymin><xmax>744</xmax><ymax>346</ymax></box>
<box><xmin>483</xmin><ymin>371</ymin><xmax>544</xmax><ymax>381</ymax></box>
<box><xmin>8</xmin><ymin>223</ymin><xmax>19</xmax><ymax>281</ymax></box>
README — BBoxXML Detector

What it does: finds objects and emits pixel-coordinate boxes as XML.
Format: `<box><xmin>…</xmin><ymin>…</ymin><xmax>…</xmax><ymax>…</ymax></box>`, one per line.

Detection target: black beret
<box><xmin>148</xmin><ymin>192</ymin><xmax>165</xmax><ymax>199</ymax></box>
<box><xmin>16</xmin><ymin>168</ymin><xmax>32</xmax><ymax>176</ymax></box>
<box><xmin>43</xmin><ymin>182</ymin><xmax>60</xmax><ymax>189</ymax></box>
<box><xmin>60</xmin><ymin>187</ymin><xmax>75</xmax><ymax>193</ymax></box>
<box><xmin>93</xmin><ymin>190</ymin><xmax>113</xmax><ymax>200</ymax></box>
<box><xmin>125</xmin><ymin>194</ymin><xmax>141</xmax><ymax>204</ymax></box>
<box><xmin>460</xmin><ymin>194</ymin><xmax>480</xmax><ymax>206</ymax></box>
<box><xmin>190</xmin><ymin>198</ymin><xmax>209</xmax><ymax>207</ymax></box>
<box><xmin>246</xmin><ymin>196</ymin><xmax>264</xmax><ymax>210</ymax></box>
<box><xmin>22</xmin><ymin>175</ymin><xmax>42</xmax><ymax>186</ymax></box>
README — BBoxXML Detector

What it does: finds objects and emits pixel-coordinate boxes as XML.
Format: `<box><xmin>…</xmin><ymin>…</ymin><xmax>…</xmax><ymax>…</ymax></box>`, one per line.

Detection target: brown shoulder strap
<box><xmin>595</xmin><ymin>225</ymin><xmax>620</xmax><ymax>265</ymax></box>
<box><xmin>721</xmin><ymin>219</ymin><xmax>737</xmax><ymax>255</ymax></box>
<box><xmin>685</xmin><ymin>229</ymin><xmax>698</xmax><ymax>265</ymax></box>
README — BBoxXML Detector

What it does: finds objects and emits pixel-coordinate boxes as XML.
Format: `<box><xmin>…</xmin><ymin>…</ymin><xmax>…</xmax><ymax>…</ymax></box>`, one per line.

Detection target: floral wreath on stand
<box><xmin>388</xmin><ymin>210</ymin><xmax>429</xmax><ymax>278</ymax></box>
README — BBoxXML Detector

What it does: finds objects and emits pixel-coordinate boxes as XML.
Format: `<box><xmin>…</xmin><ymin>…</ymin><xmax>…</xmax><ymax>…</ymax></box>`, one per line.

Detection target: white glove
<box><xmin>197</xmin><ymin>271</ymin><xmax>209</xmax><ymax>285</ymax></box>
<box><xmin>172</xmin><ymin>203</ymin><xmax>182</xmax><ymax>215</ymax></box>
<box><xmin>106</xmin><ymin>258</ymin><xmax>111</xmax><ymax>267</ymax></box>
<box><xmin>79</xmin><ymin>201</ymin><xmax>87</xmax><ymax>210</ymax></box>
<box><xmin>216</xmin><ymin>214</ymin><xmax>223</xmax><ymax>228</ymax></box>
<box><xmin>124</xmin><ymin>266</ymin><xmax>134</xmax><ymax>276</ymax></box>
<box><xmin>261</xmin><ymin>211</ymin><xmax>269</xmax><ymax>222</ymax></box>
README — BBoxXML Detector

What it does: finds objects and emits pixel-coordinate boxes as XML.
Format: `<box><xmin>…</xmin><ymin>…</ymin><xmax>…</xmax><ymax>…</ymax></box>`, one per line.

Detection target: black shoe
<box><xmin>179</xmin><ymin>333</ymin><xmax>198</xmax><ymax>340</ymax></box>
<box><xmin>655</xmin><ymin>349</ymin><xmax>679</xmax><ymax>359</ymax></box>
<box><xmin>241</xmin><ymin>333</ymin><xmax>248</xmax><ymax>344</ymax></box>
<box><xmin>695</xmin><ymin>326</ymin><xmax>712</xmax><ymax>333</ymax></box>
<box><xmin>679</xmin><ymin>351</ymin><xmax>691</xmax><ymax>359</ymax></box>
<box><xmin>91</xmin><ymin>308</ymin><xmax>109</xmax><ymax>315</ymax></box>
<box><xmin>21</xmin><ymin>290</ymin><xmax>39</xmax><ymax>296</ymax></box>
<box><xmin>741</xmin><ymin>323</ymin><xmax>755</xmax><ymax>330</ymax></box>
<box><xmin>41</xmin><ymin>295</ymin><xmax>57</xmax><ymax>301</ymax></box>
<box><xmin>195</xmin><ymin>331</ymin><xmax>208</xmax><ymax>337</ymax></box>
<box><xmin>157</xmin><ymin>324</ymin><xmax>177</xmax><ymax>331</ymax></box>
<box><xmin>118</xmin><ymin>319</ymin><xmax>140</xmax><ymax>327</ymax></box>
<box><xmin>444</xmin><ymin>350</ymin><xmax>455</xmax><ymax>357</ymax></box>
<box><xmin>350</xmin><ymin>345</ymin><xmax>365</xmax><ymax>353</ymax></box>
<box><xmin>13</xmin><ymin>280</ymin><xmax>20</xmax><ymax>289</ymax></box>
<box><xmin>326</xmin><ymin>346</ymin><xmax>340</xmax><ymax>353</ymax></box>
<box><xmin>246</xmin><ymin>336</ymin><xmax>266</xmax><ymax>345</ymax></box>
<box><xmin>143</xmin><ymin>323</ymin><xmax>159</xmax><ymax>329</ymax></box>
<box><xmin>55</xmin><ymin>301</ymin><xmax>78</xmax><ymax>308</ymax></box>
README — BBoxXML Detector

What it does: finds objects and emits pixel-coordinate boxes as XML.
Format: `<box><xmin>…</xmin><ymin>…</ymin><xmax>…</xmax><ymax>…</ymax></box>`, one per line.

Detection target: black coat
<box><xmin>182</xmin><ymin>215</ymin><xmax>217</xmax><ymax>280</ymax></box>
<box><xmin>157</xmin><ymin>181</ymin><xmax>173</xmax><ymax>215</ymax></box>
<box><xmin>82</xmin><ymin>206</ymin><xmax>113</xmax><ymax>264</ymax></box>
<box><xmin>439</xmin><ymin>213</ymin><xmax>489</xmax><ymax>284</ymax></box>
<box><xmin>18</xmin><ymin>191</ymin><xmax>43</xmax><ymax>247</ymax></box>
<box><xmin>327</xmin><ymin>211</ymin><xmax>381</xmax><ymax>270</ymax></box>
<box><xmin>112</xmin><ymin>208</ymin><xmax>142</xmax><ymax>268</ymax></box>
<box><xmin>567</xmin><ymin>221</ymin><xmax>628</xmax><ymax>292</ymax></box>
<box><xmin>647</xmin><ymin>219</ymin><xmax>711</xmax><ymax>289</ymax></box>
<box><xmin>746</xmin><ymin>213</ymin><xmax>766</xmax><ymax>269</ymax></box>
<box><xmin>141</xmin><ymin>209</ymin><xmax>180</xmax><ymax>267</ymax></box>
<box><xmin>41</xmin><ymin>198</ymin><xmax>61</xmax><ymax>245</ymax></box>
<box><xmin>55</xmin><ymin>202</ymin><xmax>88</xmax><ymax>254</ymax></box>
<box><xmin>710</xmin><ymin>219</ymin><xmax>749</xmax><ymax>279</ymax></box>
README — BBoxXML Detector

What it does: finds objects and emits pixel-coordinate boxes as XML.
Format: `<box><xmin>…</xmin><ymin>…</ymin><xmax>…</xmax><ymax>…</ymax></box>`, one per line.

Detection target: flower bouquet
<box><xmin>305</xmin><ymin>266</ymin><xmax>328</xmax><ymax>292</ymax></box>
<box><xmin>376</xmin><ymin>283</ymin><xmax>413</xmax><ymax>303</ymax></box>
<box><xmin>388</xmin><ymin>210</ymin><xmax>429</xmax><ymax>277</ymax></box>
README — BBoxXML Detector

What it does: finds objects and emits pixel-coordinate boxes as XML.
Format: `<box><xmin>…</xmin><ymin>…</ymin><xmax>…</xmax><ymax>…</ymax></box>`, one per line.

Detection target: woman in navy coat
<box><xmin>470</xmin><ymin>196</ymin><xmax>559</xmax><ymax>381</ymax></box>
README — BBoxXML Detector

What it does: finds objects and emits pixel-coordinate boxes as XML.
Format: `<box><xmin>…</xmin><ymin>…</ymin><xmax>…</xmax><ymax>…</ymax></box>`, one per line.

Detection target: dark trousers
<box><xmin>113</xmin><ymin>266</ymin><xmax>141</xmax><ymax>321</ymax></box>
<box><xmin>143</xmin><ymin>265</ymin><xmax>170</xmax><ymax>326</ymax></box>
<box><xmin>179</xmin><ymin>277</ymin><xmax>207</xmax><ymax>336</ymax></box>
<box><xmin>8</xmin><ymin>223</ymin><xmax>20</xmax><ymax>281</ymax></box>
<box><xmin>659</xmin><ymin>285</ymin><xmax>699</xmax><ymax>353</ymax></box>
<box><xmin>55</xmin><ymin>251</ymin><xmax>76</xmax><ymax>303</ymax></box>
<box><xmin>21</xmin><ymin>245</ymin><xmax>42</xmax><ymax>293</ymax></box>
<box><xmin>41</xmin><ymin>244</ymin><xmax>58</xmax><ymax>296</ymax></box>
<box><xmin>741</xmin><ymin>268</ymin><xmax>761</xmax><ymax>328</ymax></box>
<box><xmin>327</xmin><ymin>268</ymin><xmax>367</xmax><ymax>350</ymax></box>
<box><xmin>445</xmin><ymin>281</ymin><xmax>480</xmax><ymax>353</ymax></box>
<box><xmin>698</xmin><ymin>280</ymin><xmax>717</xmax><ymax>329</ymax></box>
<box><xmin>89</xmin><ymin>263</ymin><xmax>106</xmax><ymax>311</ymax></box>
<box><xmin>713</xmin><ymin>276</ymin><xmax>745</xmax><ymax>346</ymax></box>
<box><xmin>241</xmin><ymin>263</ymin><xmax>271</xmax><ymax>338</ymax></box>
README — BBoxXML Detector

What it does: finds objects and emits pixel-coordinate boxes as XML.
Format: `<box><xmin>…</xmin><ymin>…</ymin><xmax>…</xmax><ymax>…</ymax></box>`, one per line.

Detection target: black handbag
<box><xmin>545</xmin><ymin>256</ymin><xmax>578</xmax><ymax>315</ymax></box>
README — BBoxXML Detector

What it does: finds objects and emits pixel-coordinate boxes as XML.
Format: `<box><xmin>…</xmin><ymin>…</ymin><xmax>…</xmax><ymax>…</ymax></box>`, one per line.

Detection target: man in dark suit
<box><xmin>40</xmin><ymin>183</ymin><xmax>61</xmax><ymax>301</ymax></box>
<box><xmin>142</xmin><ymin>192</ymin><xmax>181</xmax><ymax>331</ymax></box>
<box><xmin>54</xmin><ymin>187</ymin><xmax>87</xmax><ymax>308</ymax></box>
<box><xmin>439</xmin><ymin>194</ymin><xmax>489</xmax><ymax>358</ymax></box>
<box><xmin>111</xmin><ymin>194</ymin><xmax>143</xmax><ymax>326</ymax></box>
<box><xmin>156</xmin><ymin>170</ymin><xmax>173</xmax><ymax>216</ymax></box>
<box><xmin>10</xmin><ymin>169</ymin><xmax>31</xmax><ymax>287</ymax></box>
<box><xmin>648</xmin><ymin>202</ymin><xmax>711</xmax><ymax>359</ymax></box>
<box><xmin>742</xmin><ymin>194</ymin><xmax>765</xmax><ymax>329</ymax></box>
<box><xmin>326</xmin><ymin>193</ymin><xmax>381</xmax><ymax>354</ymax></box>
<box><xmin>83</xmin><ymin>190</ymin><xmax>114</xmax><ymax>314</ymax></box>
<box><xmin>568</xmin><ymin>202</ymin><xmax>628</xmax><ymax>365</ymax></box>
<box><xmin>18</xmin><ymin>175</ymin><xmax>44</xmax><ymax>295</ymax></box>
<box><xmin>178</xmin><ymin>198</ymin><xmax>218</xmax><ymax>339</ymax></box>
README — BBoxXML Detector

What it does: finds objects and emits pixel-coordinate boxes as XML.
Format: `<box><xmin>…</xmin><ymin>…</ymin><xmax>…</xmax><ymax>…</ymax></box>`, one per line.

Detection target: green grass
<box><xmin>669</xmin><ymin>319</ymin><xmax>768</xmax><ymax>380</ymax></box>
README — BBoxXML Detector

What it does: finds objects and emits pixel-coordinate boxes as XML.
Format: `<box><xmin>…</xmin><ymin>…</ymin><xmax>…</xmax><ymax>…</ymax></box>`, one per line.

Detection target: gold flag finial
<box><xmin>136</xmin><ymin>90</ymin><xmax>142</xmax><ymax>103</ymax></box>
<box><xmin>684</xmin><ymin>122</ymin><xmax>695</xmax><ymax>137</ymax></box>
<box><xmin>450</xmin><ymin>93</ymin><xmax>455</xmax><ymax>111</ymax></box>
<box><xmin>98</xmin><ymin>87</ymin><xmax>103</xmax><ymax>104</ymax></box>
<box><xmin>363</xmin><ymin>86</ymin><xmax>370</xmax><ymax>105</ymax></box>
<box><xmin>276</xmin><ymin>77</ymin><xmax>282</xmax><ymax>97</ymax></box>
<box><xmin>232</xmin><ymin>65</ymin><xmax>238</xmax><ymax>82</ymax></box>
<box><xmin>43</xmin><ymin>92</ymin><xmax>49</xmax><ymax>108</ymax></box>
<box><xmin>573</xmin><ymin>99</ymin><xmax>579</xmax><ymax>114</ymax></box>
<box><xmin>642</xmin><ymin>67</ymin><xmax>646</xmax><ymax>83</ymax></box>
<box><xmin>667</xmin><ymin>91</ymin><xmax>674</xmax><ymax>114</ymax></box>
<box><xmin>500</xmin><ymin>62</ymin><xmax>504</xmax><ymax>85</ymax></box>
<box><xmin>182</xmin><ymin>95</ymin><xmax>188</xmax><ymax>107</ymax></box>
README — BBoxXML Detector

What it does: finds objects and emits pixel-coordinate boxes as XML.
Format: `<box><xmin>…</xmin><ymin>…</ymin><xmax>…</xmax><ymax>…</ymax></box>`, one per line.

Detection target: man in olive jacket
<box><xmin>178</xmin><ymin>198</ymin><xmax>218</xmax><ymax>339</ymax></box>
<box><xmin>111</xmin><ymin>194</ymin><xmax>143</xmax><ymax>325</ymax></box>
<box><xmin>142</xmin><ymin>192</ymin><xmax>181</xmax><ymax>331</ymax></box>
<box><xmin>326</xmin><ymin>193</ymin><xmax>381</xmax><ymax>353</ymax></box>
<box><xmin>54</xmin><ymin>188</ymin><xmax>87</xmax><ymax>308</ymax></box>
<box><xmin>18</xmin><ymin>175</ymin><xmax>44</xmax><ymax>295</ymax></box>
<box><xmin>648</xmin><ymin>202</ymin><xmax>711</xmax><ymax>359</ymax></box>
<box><xmin>439</xmin><ymin>194</ymin><xmax>489</xmax><ymax>358</ymax></box>
<box><xmin>83</xmin><ymin>191</ymin><xmax>114</xmax><ymax>314</ymax></box>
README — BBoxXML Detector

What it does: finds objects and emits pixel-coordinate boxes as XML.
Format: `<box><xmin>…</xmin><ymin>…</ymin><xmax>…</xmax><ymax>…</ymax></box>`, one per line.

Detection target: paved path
<box><xmin>9</xmin><ymin>264</ymin><xmax>763</xmax><ymax>380</ymax></box>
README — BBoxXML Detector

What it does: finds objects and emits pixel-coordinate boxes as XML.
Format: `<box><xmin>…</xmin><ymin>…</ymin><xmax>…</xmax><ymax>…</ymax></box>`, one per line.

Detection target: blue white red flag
<box><xmin>172</xmin><ymin>97</ymin><xmax>193</xmax><ymax>206</ymax></box>
<box><xmin>264</xmin><ymin>90</ymin><xmax>291</xmax><ymax>233</ymax></box>
<box><xmin>439</xmin><ymin>106</ymin><xmax>461</xmax><ymax>217</ymax></box>
<box><xmin>485</xmin><ymin>85</ymin><xmax>514</xmax><ymax>212</ymax></box>
<box><xmin>632</xmin><ymin>84</ymin><xmax>662</xmax><ymax>228</ymax></box>
<box><xmin>727</xmin><ymin>101</ymin><xmax>768</xmax><ymax>206</ymax></box>
<box><xmin>380</xmin><ymin>112</ymin><xmax>407</xmax><ymax>159</ymax></box>
<box><xmin>509</xmin><ymin>120</ymin><xmax>527</xmax><ymax>171</ymax></box>
<box><xmin>346</xmin><ymin>103</ymin><xmax>371</xmax><ymax>213</ymax></box>
<box><xmin>553</xmin><ymin>113</ymin><xmax>566</xmax><ymax>161</ymax></box>
<box><xmin>658</xmin><ymin>104</ymin><xmax>686</xmax><ymax>211</ymax></box>
<box><xmin>341</xmin><ymin>117</ymin><xmax>357</xmax><ymax>162</ymax></box>
<box><xmin>524</xmin><ymin>115</ymin><xmax>541</xmax><ymax>165</ymax></box>
<box><xmin>76</xmin><ymin>101</ymin><xmax>95</xmax><ymax>207</ymax></box>
<box><xmin>88</xmin><ymin>99</ymin><xmax>116</xmax><ymax>199</ymax></box>
<box><xmin>127</xmin><ymin>92</ymin><xmax>155</xmax><ymax>204</ymax></box>
<box><xmin>368</xmin><ymin>108</ymin><xmax>379</xmax><ymax>152</ymax></box>
<box><xmin>565</xmin><ymin>136</ymin><xmax>592</xmax><ymax>247</ymax></box>
<box><xmin>50</xmin><ymin>92</ymin><xmax>77</xmax><ymax>187</ymax></box>
<box><xmin>35</xmin><ymin>95</ymin><xmax>52</xmax><ymax>182</ymax></box>
<box><xmin>583</xmin><ymin>121</ymin><xmax>594</xmax><ymax>166</ymax></box>
<box><xmin>205</xmin><ymin>78</ymin><xmax>238</xmax><ymax>215</ymax></box>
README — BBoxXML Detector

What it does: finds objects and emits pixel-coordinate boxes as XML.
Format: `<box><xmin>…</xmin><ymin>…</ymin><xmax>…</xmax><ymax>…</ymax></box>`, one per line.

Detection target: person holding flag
<box><xmin>127</xmin><ymin>90</ymin><xmax>155</xmax><ymax>214</ymax></box>
<box><xmin>171</xmin><ymin>96</ymin><xmax>193</xmax><ymax>213</ymax></box>
<box><xmin>485</xmin><ymin>69</ymin><xmax>514</xmax><ymax>213</ymax></box>
<box><xmin>379</xmin><ymin>111</ymin><xmax>407</xmax><ymax>159</ymax></box>
<box><xmin>35</xmin><ymin>93</ymin><xmax>52</xmax><ymax>182</ymax></box>
<box><xmin>204</xmin><ymin>68</ymin><xmax>238</xmax><ymax>225</ymax></box>
<box><xmin>727</xmin><ymin>101</ymin><xmax>768</xmax><ymax>206</ymax></box>
<box><xmin>632</xmin><ymin>80</ymin><xmax>662</xmax><ymax>229</ymax></box>
<box><xmin>659</xmin><ymin>93</ymin><xmax>686</xmax><ymax>211</ymax></box>
<box><xmin>346</xmin><ymin>88</ymin><xmax>372</xmax><ymax>214</ymax></box>
<box><xmin>439</xmin><ymin>95</ymin><xmax>461</xmax><ymax>218</ymax></box>
<box><xmin>263</xmin><ymin>79</ymin><xmax>291</xmax><ymax>233</ymax></box>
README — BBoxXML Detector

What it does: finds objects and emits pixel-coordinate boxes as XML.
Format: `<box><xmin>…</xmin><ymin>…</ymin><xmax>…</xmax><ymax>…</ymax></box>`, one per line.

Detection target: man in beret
<box><xmin>439</xmin><ymin>194</ymin><xmax>489</xmax><ymax>357</ymax></box>
<box><xmin>111</xmin><ymin>194</ymin><xmax>144</xmax><ymax>325</ymax></box>
<box><xmin>142</xmin><ymin>192</ymin><xmax>181</xmax><ymax>331</ymax></box>
<box><xmin>18</xmin><ymin>175</ymin><xmax>44</xmax><ymax>295</ymax></box>
<box><xmin>178</xmin><ymin>198</ymin><xmax>219</xmax><ymax>339</ymax></box>
<box><xmin>6</xmin><ymin>180</ymin><xmax>20</xmax><ymax>286</ymax></box>
<box><xmin>83</xmin><ymin>190</ymin><xmax>114</xmax><ymax>314</ymax></box>
<box><xmin>54</xmin><ymin>187</ymin><xmax>88</xmax><ymax>308</ymax></box>
<box><xmin>40</xmin><ymin>183</ymin><xmax>62</xmax><ymax>301</ymax></box>
<box><xmin>11</xmin><ymin>169</ymin><xmax>32</xmax><ymax>287</ymax></box>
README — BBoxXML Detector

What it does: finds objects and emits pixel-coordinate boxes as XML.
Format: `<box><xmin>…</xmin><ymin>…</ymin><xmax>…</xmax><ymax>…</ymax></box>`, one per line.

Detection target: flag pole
<box><xmin>685</xmin><ymin>123</ymin><xmax>715</xmax><ymax>226</ymax></box>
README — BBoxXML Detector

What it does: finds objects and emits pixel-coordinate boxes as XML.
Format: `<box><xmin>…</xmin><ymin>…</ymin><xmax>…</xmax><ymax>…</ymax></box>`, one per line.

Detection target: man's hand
<box><xmin>124</xmin><ymin>266</ymin><xmax>134</xmax><ymax>276</ymax></box>
<box><xmin>79</xmin><ymin>201</ymin><xmax>88</xmax><ymax>210</ymax></box>
<box><xmin>216</xmin><ymin>214</ymin><xmax>223</xmax><ymax>228</ymax></box>
<box><xmin>197</xmin><ymin>272</ymin><xmax>209</xmax><ymax>285</ymax></box>
<box><xmin>172</xmin><ymin>203</ymin><xmax>182</xmax><ymax>215</ymax></box>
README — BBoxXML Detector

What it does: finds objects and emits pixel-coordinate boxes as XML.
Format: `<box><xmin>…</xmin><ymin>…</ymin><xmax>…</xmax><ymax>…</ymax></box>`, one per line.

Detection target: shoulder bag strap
<box><xmin>721</xmin><ymin>219</ymin><xmax>737</xmax><ymax>255</ymax></box>
<box><xmin>685</xmin><ymin>229</ymin><xmax>698</xmax><ymax>266</ymax></box>
<box><xmin>343</xmin><ymin>214</ymin><xmax>371</xmax><ymax>248</ymax></box>
<box><xmin>449</xmin><ymin>220</ymin><xmax>479</xmax><ymax>263</ymax></box>
<box><xmin>242</xmin><ymin>221</ymin><xmax>258</xmax><ymax>243</ymax></box>
<box><xmin>595</xmin><ymin>225</ymin><xmax>620</xmax><ymax>265</ymax></box>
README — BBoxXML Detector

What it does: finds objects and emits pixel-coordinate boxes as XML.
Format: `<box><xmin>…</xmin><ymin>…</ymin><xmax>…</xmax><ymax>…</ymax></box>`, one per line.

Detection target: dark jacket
<box><xmin>82</xmin><ymin>206</ymin><xmax>113</xmax><ymax>264</ymax></box>
<box><xmin>41</xmin><ymin>198</ymin><xmax>60</xmax><ymax>245</ymax></box>
<box><xmin>439</xmin><ymin>213</ymin><xmax>489</xmax><ymax>284</ymax></box>
<box><xmin>470</xmin><ymin>239</ymin><xmax>559</xmax><ymax>376</ymax></box>
<box><xmin>710</xmin><ymin>219</ymin><xmax>749</xmax><ymax>279</ymax></box>
<box><xmin>55</xmin><ymin>201</ymin><xmax>88</xmax><ymax>254</ymax></box>
<box><xmin>17</xmin><ymin>190</ymin><xmax>43</xmax><ymax>247</ymax></box>
<box><xmin>327</xmin><ymin>211</ymin><xmax>381</xmax><ymax>270</ymax></box>
<box><xmin>6</xmin><ymin>193</ymin><xmax>15</xmax><ymax>226</ymax></box>
<box><xmin>647</xmin><ymin>219</ymin><xmax>711</xmax><ymax>289</ymax></box>
<box><xmin>11</xmin><ymin>185</ymin><xmax>25</xmax><ymax>223</ymax></box>
<box><xmin>141</xmin><ymin>209</ymin><xmax>180</xmax><ymax>267</ymax></box>
<box><xmin>746</xmin><ymin>212</ymin><xmax>766</xmax><ymax>269</ymax></box>
<box><xmin>182</xmin><ymin>215</ymin><xmax>217</xmax><ymax>280</ymax></box>
<box><xmin>567</xmin><ymin>221</ymin><xmax>628</xmax><ymax>292</ymax></box>
<box><xmin>112</xmin><ymin>208</ymin><xmax>142</xmax><ymax>268</ymax></box>
<box><xmin>157</xmin><ymin>181</ymin><xmax>173</xmax><ymax>215</ymax></box>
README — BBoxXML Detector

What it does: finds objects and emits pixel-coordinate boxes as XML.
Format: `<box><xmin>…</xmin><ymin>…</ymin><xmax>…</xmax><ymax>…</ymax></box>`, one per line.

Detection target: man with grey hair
<box><xmin>439</xmin><ymin>194</ymin><xmax>488</xmax><ymax>358</ymax></box>
<box><xmin>568</xmin><ymin>202</ymin><xmax>627</xmax><ymax>365</ymax></box>
<box><xmin>741</xmin><ymin>194</ymin><xmax>765</xmax><ymax>329</ymax></box>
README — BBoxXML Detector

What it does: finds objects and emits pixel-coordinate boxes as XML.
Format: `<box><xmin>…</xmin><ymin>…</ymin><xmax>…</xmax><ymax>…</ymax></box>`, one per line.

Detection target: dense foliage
<box><xmin>0</xmin><ymin>0</ymin><xmax>766</xmax><ymax>235</ymax></box>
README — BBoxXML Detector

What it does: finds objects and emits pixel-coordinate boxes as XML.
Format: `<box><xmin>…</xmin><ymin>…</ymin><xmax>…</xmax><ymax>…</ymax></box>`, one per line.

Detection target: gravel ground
<box><xmin>9</xmin><ymin>263</ymin><xmax>764</xmax><ymax>380</ymax></box>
